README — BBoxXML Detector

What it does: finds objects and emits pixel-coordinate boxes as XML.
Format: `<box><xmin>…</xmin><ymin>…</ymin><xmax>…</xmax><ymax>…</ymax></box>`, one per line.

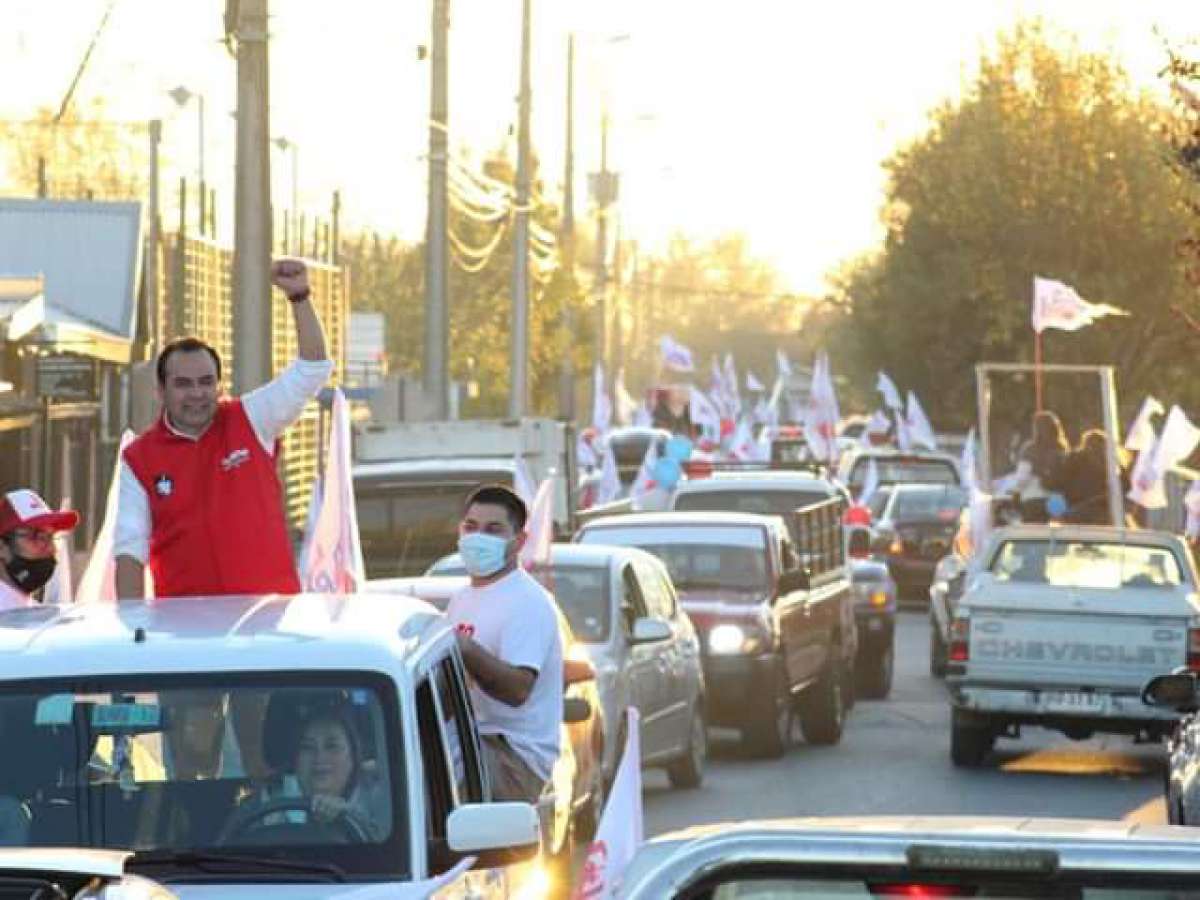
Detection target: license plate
<box><xmin>1039</xmin><ymin>691</ymin><xmax>1109</xmax><ymax>715</ymax></box>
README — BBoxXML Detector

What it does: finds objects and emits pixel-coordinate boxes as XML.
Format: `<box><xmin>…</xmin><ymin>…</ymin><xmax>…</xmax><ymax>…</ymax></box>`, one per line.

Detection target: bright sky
<box><xmin>0</xmin><ymin>0</ymin><xmax>1195</xmax><ymax>295</ymax></box>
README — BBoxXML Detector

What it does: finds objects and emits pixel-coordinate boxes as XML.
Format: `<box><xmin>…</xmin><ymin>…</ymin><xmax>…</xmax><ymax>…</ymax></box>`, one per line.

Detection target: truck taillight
<box><xmin>1188</xmin><ymin>628</ymin><xmax>1200</xmax><ymax>673</ymax></box>
<box><xmin>948</xmin><ymin>618</ymin><xmax>969</xmax><ymax>663</ymax></box>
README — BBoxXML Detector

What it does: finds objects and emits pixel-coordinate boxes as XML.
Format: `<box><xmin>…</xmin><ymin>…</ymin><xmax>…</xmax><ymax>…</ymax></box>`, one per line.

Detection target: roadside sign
<box><xmin>36</xmin><ymin>355</ymin><xmax>95</xmax><ymax>400</ymax></box>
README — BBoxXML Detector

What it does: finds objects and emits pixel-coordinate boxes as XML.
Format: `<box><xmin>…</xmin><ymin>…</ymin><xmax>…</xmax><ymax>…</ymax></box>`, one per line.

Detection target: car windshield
<box><xmin>674</xmin><ymin>488</ymin><xmax>829</xmax><ymax>518</ymax></box>
<box><xmin>891</xmin><ymin>486</ymin><xmax>968</xmax><ymax>522</ymax></box>
<box><xmin>580</xmin><ymin>526</ymin><xmax>769</xmax><ymax>594</ymax></box>
<box><xmin>0</xmin><ymin>675</ymin><xmax>404</xmax><ymax>878</ymax></box>
<box><xmin>989</xmin><ymin>539</ymin><xmax>1185</xmax><ymax>589</ymax></box>
<box><xmin>849</xmin><ymin>457</ymin><xmax>959</xmax><ymax>489</ymax></box>
<box><xmin>429</xmin><ymin>559</ymin><xmax>612</xmax><ymax>641</ymax></box>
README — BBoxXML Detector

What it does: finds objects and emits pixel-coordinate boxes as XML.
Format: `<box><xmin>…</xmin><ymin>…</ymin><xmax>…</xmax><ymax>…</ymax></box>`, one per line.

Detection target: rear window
<box><xmin>674</xmin><ymin>488</ymin><xmax>829</xmax><ymax>517</ymax></box>
<box><xmin>608</xmin><ymin>433</ymin><xmax>663</xmax><ymax>468</ymax></box>
<box><xmin>849</xmin><ymin>457</ymin><xmax>958</xmax><ymax>489</ymax></box>
<box><xmin>989</xmin><ymin>540</ymin><xmax>1185</xmax><ymax>589</ymax></box>
<box><xmin>892</xmin><ymin>486</ymin><xmax>967</xmax><ymax>522</ymax></box>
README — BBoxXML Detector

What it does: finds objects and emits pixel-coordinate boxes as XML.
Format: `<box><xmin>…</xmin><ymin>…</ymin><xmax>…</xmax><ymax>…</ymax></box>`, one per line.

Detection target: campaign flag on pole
<box><xmin>746</xmin><ymin>370</ymin><xmax>765</xmax><ymax>393</ymax></box>
<box><xmin>1124</xmin><ymin>396</ymin><xmax>1165</xmax><ymax>452</ymax></box>
<box><xmin>689</xmin><ymin>387</ymin><xmax>722</xmax><ymax>441</ymax></box>
<box><xmin>577</xmin><ymin>434</ymin><xmax>599</xmax><ymax>472</ymax></box>
<box><xmin>595</xmin><ymin>445</ymin><xmax>622</xmax><ymax>506</ymax></box>
<box><xmin>614</xmin><ymin>369</ymin><xmax>640</xmax><ymax>427</ymax></box>
<box><xmin>659</xmin><ymin>335</ymin><xmax>695</xmax><ymax>373</ymax></box>
<box><xmin>776</xmin><ymin>349</ymin><xmax>793</xmax><ymax>379</ymax></box>
<box><xmin>520</xmin><ymin>477</ymin><xmax>555</xmax><ymax>571</ymax></box>
<box><xmin>864</xmin><ymin>409</ymin><xmax>890</xmax><ymax>446</ymax></box>
<box><xmin>630</xmin><ymin>438</ymin><xmax>661</xmax><ymax>500</ymax></box>
<box><xmin>78</xmin><ymin>430</ymin><xmax>138</xmax><ymax>603</ymax></box>
<box><xmin>905</xmin><ymin>391</ymin><xmax>939</xmax><ymax>451</ymax></box>
<box><xmin>512</xmin><ymin>456</ymin><xmax>537</xmax><ymax>507</ymax></box>
<box><xmin>1129</xmin><ymin>405</ymin><xmax>1200</xmax><ymax>510</ymax></box>
<box><xmin>960</xmin><ymin>427</ymin><xmax>978</xmax><ymax>491</ymax></box>
<box><xmin>803</xmin><ymin>352</ymin><xmax>840</xmax><ymax>464</ymax></box>
<box><xmin>1185</xmin><ymin>480</ymin><xmax>1200</xmax><ymax>541</ymax></box>
<box><xmin>723</xmin><ymin>354</ymin><xmax>742</xmax><ymax>419</ymax></box>
<box><xmin>1032</xmin><ymin>276</ymin><xmax>1129</xmax><ymax>334</ymax></box>
<box><xmin>573</xmin><ymin>707</ymin><xmax>643</xmax><ymax>900</ymax></box>
<box><xmin>302</xmin><ymin>389</ymin><xmax>366</xmax><ymax>593</ymax></box>
<box><xmin>859</xmin><ymin>458</ymin><xmax>880</xmax><ymax>505</ymax></box>
<box><xmin>876</xmin><ymin>371</ymin><xmax>903</xmax><ymax>411</ymax></box>
<box><xmin>593</xmin><ymin>363</ymin><xmax>613</xmax><ymax>434</ymax></box>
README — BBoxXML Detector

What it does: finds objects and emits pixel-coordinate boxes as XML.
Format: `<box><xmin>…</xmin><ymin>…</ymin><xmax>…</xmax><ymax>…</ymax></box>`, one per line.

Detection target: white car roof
<box><xmin>579</xmin><ymin>510</ymin><xmax>783</xmax><ymax>532</ymax></box>
<box><xmin>675</xmin><ymin>472</ymin><xmax>831</xmax><ymax>491</ymax></box>
<box><xmin>0</xmin><ymin>594</ymin><xmax>447</xmax><ymax>682</ymax></box>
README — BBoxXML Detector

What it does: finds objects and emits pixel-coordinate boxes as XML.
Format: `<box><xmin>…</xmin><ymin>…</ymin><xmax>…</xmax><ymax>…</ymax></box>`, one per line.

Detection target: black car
<box><xmin>848</xmin><ymin>558</ymin><xmax>897</xmax><ymax>699</ymax></box>
<box><xmin>869</xmin><ymin>484</ymin><xmax>968</xmax><ymax>603</ymax></box>
<box><xmin>1143</xmin><ymin>671</ymin><xmax>1200</xmax><ymax>825</ymax></box>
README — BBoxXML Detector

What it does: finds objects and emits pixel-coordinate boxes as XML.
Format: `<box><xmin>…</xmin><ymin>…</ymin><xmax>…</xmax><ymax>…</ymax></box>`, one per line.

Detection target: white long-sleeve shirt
<box><xmin>113</xmin><ymin>358</ymin><xmax>334</xmax><ymax>564</ymax></box>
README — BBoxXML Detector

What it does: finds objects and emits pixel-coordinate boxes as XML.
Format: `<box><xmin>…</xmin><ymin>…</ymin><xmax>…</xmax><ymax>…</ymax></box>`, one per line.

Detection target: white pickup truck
<box><xmin>947</xmin><ymin>524</ymin><xmax>1200</xmax><ymax>766</ymax></box>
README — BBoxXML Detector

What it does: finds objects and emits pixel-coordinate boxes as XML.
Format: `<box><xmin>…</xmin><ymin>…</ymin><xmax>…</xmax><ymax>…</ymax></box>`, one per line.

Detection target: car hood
<box><xmin>678</xmin><ymin>589</ymin><xmax>770</xmax><ymax>622</ymax></box>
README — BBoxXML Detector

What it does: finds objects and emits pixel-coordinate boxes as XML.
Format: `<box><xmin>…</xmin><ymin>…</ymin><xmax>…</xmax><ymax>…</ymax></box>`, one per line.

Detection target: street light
<box><xmin>168</xmin><ymin>85</ymin><xmax>206</xmax><ymax>234</ymax></box>
<box><xmin>272</xmin><ymin>136</ymin><xmax>299</xmax><ymax>254</ymax></box>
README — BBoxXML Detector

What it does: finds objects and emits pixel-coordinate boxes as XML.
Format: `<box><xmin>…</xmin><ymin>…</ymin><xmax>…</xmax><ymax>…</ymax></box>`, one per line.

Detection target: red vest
<box><xmin>123</xmin><ymin>399</ymin><xmax>301</xmax><ymax>598</ymax></box>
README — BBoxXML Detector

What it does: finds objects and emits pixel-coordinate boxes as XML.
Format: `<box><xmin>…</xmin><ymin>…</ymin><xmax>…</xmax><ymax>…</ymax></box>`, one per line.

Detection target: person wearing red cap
<box><xmin>113</xmin><ymin>258</ymin><xmax>332</xmax><ymax>599</ymax></box>
<box><xmin>0</xmin><ymin>489</ymin><xmax>80</xmax><ymax>610</ymax></box>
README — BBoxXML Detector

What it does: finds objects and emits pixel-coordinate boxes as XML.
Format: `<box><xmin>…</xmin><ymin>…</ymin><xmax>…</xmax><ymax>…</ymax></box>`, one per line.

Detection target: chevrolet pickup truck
<box><xmin>946</xmin><ymin>524</ymin><xmax>1199</xmax><ymax>767</ymax></box>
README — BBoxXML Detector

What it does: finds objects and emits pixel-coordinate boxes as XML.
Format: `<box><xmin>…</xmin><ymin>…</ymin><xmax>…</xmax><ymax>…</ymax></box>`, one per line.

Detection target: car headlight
<box><xmin>708</xmin><ymin>623</ymin><xmax>765</xmax><ymax>655</ymax></box>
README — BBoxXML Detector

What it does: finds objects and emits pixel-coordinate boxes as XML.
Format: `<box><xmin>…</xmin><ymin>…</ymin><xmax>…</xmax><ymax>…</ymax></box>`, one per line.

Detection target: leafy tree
<box><xmin>830</xmin><ymin>22</ymin><xmax>1200</xmax><ymax>426</ymax></box>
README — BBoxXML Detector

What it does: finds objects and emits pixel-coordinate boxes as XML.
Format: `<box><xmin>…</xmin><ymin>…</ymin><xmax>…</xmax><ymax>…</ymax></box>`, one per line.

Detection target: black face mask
<box><xmin>4</xmin><ymin>551</ymin><xmax>56</xmax><ymax>594</ymax></box>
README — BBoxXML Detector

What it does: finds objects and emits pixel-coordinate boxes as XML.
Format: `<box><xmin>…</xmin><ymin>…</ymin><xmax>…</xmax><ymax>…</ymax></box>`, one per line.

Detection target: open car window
<box><xmin>0</xmin><ymin>674</ymin><xmax>404</xmax><ymax>878</ymax></box>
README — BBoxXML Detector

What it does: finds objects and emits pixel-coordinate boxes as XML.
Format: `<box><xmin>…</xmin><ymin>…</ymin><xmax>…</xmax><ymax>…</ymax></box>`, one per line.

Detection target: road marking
<box><xmin>1124</xmin><ymin>796</ymin><xmax>1166</xmax><ymax>825</ymax></box>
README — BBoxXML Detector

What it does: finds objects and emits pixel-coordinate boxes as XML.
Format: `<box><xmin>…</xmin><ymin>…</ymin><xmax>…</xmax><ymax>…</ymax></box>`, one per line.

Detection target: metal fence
<box><xmin>157</xmin><ymin>232</ymin><xmax>349</xmax><ymax>531</ymax></box>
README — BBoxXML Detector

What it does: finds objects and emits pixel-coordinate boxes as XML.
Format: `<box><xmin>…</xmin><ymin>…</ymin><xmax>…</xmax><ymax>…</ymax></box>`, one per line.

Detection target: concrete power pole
<box><xmin>558</xmin><ymin>33</ymin><xmax>576</xmax><ymax>420</ymax></box>
<box><xmin>146</xmin><ymin>119</ymin><xmax>162</xmax><ymax>356</ymax></box>
<box><xmin>508</xmin><ymin>0</ymin><xmax>532</xmax><ymax>419</ymax></box>
<box><xmin>231</xmin><ymin>0</ymin><xmax>273</xmax><ymax>393</ymax></box>
<box><xmin>591</xmin><ymin>113</ymin><xmax>618</xmax><ymax>388</ymax></box>
<box><xmin>424</xmin><ymin>0</ymin><xmax>450</xmax><ymax>420</ymax></box>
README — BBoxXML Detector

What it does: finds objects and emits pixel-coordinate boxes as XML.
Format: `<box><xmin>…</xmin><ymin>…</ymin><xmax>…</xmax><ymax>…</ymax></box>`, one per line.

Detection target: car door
<box><xmin>619</xmin><ymin>563</ymin><xmax>670</xmax><ymax>764</ymax></box>
<box><xmin>773</xmin><ymin>529</ymin><xmax>818</xmax><ymax>689</ymax></box>
<box><xmin>634</xmin><ymin>558</ymin><xmax>691</xmax><ymax>755</ymax></box>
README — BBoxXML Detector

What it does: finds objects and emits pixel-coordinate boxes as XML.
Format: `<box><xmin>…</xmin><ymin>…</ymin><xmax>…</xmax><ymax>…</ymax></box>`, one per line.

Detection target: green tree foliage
<box><xmin>831</xmin><ymin>22</ymin><xmax>1200</xmax><ymax>426</ymax></box>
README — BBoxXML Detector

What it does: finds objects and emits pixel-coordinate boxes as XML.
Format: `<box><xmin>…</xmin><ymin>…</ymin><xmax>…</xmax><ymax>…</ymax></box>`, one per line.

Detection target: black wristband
<box><xmin>287</xmin><ymin>288</ymin><xmax>311</xmax><ymax>304</ymax></box>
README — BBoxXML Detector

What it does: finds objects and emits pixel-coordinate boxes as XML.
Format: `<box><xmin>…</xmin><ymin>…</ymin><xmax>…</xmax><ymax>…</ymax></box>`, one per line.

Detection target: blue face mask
<box><xmin>458</xmin><ymin>532</ymin><xmax>511</xmax><ymax>578</ymax></box>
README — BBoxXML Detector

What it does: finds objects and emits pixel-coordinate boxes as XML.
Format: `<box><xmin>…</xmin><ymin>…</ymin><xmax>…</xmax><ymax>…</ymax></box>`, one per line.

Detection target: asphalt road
<box><xmin>641</xmin><ymin>610</ymin><xmax>1168</xmax><ymax>837</ymax></box>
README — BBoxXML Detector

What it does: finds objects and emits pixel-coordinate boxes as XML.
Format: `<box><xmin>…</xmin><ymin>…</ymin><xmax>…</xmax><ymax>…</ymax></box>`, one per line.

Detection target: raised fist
<box><xmin>270</xmin><ymin>257</ymin><xmax>309</xmax><ymax>298</ymax></box>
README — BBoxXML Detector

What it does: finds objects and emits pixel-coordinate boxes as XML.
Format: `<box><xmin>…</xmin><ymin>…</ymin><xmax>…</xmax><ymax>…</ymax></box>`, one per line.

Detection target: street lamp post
<box><xmin>168</xmin><ymin>85</ymin><xmax>206</xmax><ymax>235</ymax></box>
<box><xmin>272</xmin><ymin>136</ymin><xmax>299</xmax><ymax>255</ymax></box>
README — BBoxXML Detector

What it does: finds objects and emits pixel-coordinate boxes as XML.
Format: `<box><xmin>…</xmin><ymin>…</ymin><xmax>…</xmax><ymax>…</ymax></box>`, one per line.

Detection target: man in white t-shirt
<box><xmin>446</xmin><ymin>485</ymin><xmax>563</xmax><ymax>803</ymax></box>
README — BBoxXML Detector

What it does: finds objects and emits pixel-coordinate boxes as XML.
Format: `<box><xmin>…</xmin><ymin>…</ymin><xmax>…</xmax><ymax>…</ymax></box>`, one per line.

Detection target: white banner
<box><xmin>1124</xmin><ymin>396</ymin><xmax>1164</xmax><ymax>452</ymax></box>
<box><xmin>659</xmin><ymin>335</ymin><xmax>695</xmax><ymax>373</ymax></box>
<box><xmin>301</xmin><ymin>389</ymin><xmax>366</xmax><ymax>593</ymax></box>
<box><xmin>1032</xmin><ymin>275</ymin><xmax>1129</xmax><ymax>334</ymax></box>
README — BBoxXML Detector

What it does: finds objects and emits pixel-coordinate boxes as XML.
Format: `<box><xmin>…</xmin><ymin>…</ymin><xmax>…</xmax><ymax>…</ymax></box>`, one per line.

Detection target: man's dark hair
<box><xmin>156</xmin><ymin>337</ymin><xmax>222</xmax><ymax>385</ymax></box>
<box><xmin>464</xmin><ymin>484</ymin><xmax>528</xmax><ymax>531</ymax></box>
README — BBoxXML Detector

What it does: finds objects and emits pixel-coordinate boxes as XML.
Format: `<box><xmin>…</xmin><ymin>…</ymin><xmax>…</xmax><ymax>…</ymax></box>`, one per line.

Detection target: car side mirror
<box><xmin>563</xmin><ymin>697</ymin><xmax>592</xmax><ymax>724</ymax></box>
<box><xmin>778</xmin><ymin>568</ymin><xmax>810</xmax><ymax>594</ymax></box>
<box><xmin>447</xmin><ymin>802</ymin><xmax>540</xmax><ymax>866</ymax></box>
<box><xmin>630</xmin><ymin>617</ymin><xmax>672</xmax><ymax>645</ymax></box>
<box><xmin>1142</xmin><ymin>671</ymin><xmax>1199</xmax><ymax>712</ymax></box>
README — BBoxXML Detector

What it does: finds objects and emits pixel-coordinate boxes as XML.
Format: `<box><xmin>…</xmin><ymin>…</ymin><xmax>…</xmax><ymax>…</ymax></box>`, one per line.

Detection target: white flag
<box><xmin>614</xmin><ymin>370</ymin><xmax>640</xmax><ymax>427</ymax></box>
<box><xmin>576</xmin><ymin>434</ymin><xmax>599</xmax><ymax>472</ymax></box>
<box><xmin>593</xmin><ymin>363</ymin><xmax>612</xmax><ymax>434</ymax></box>
<box><xmin>1185</xmin><ymin>480</ymin><xmax>1200</xmax><ymax>540</ymax></box>
<box><xmin>1129</xmin><ymin>405</ymin><xmax>1200</xmax><ymax>510</ymax></box>
<box><xmin>1124</xmin><ymin>397</ymin><xmax>1164</xmax><ymax>452</ymax></box>
<box><xmin>574</xmin><ymin>708</ymin><xmax>643</xmax><ymax>900</ymax></box>
<box><xmin>776</xmin><ymin>349</ymin><xmax>793</xmax><ymax>379</ymax></box>
<box><xmin>905</xmin><ymin>391</ymin><xmax>939</xmax><ymax>451</ymax></box>
<box><xmin>859</xmin><ymin>458</ymin><xmax>880</xmax><ymax>505</ymax></box>
<box><xmin>723</xmin><ymin>354</ymin><xmax>742</xmax><ymax>419</ymax></box>
<box><xmin>520</xmin><ymin>477</ymin><xmax>555</xmax><ymax>571</ymax></box>
<box><xmin>78</xmin><ymin>430</ymin><xmax>139</xmax><ymax>603</ymax></box>
<box><xmin>42</xmin><ymin>500</ymin><xmax>75</xmax><ymax>605</ymax></box>
<box><xmin>513</xmin><ymin>456</ymin><xmax>537</xmax><ymax>506</ymax></box>
<box><xmin>803</xmin><ymin>352</ymin><xmax>840</xmax><ymax>464</ymax></box>
<box><xmin>1032</xmin><ymin>276</ymin><xmax>1129</xmax><ymax>334</ymax></box>
<box><xmin>659</xmin><ymin>335</ymin><xmax>695</xmax><ymax>373</ymax></box>
<box><xmin>302</xmin><ymin>389</ymin><xmax>366</xmax><ymax>593</ymax></box>
<box><xmin>876</xmin><ymin>371</ymin><xmax>903</xmax><ymax>411</ymax></box>
<box><xmin>746</xmin><ymin>370</ymin><xmax>765</xmax><ymax>392</ymax></box>
<box><xmin>968</xmin><ymin>486</ymin><xmax>993</xmax><ymax>558</ymax></box>
<box><xmin>631</xmin><ymin>438</ymin><xmax>661</xmax><ymax>500</ymax></box>
<box><xmin>595</xmin><ymin>445</ymin><xmax>622</xmax><ymax>505</ymax></box>
<box><xmin>689</xmin><ymin>387</ymin><xmax>722</xmax><ymax>440</ymax></box>
<box><xmin>960</xmin><ymin>427</ymin><xmax>978</xmax><ymax>491</ymax></box>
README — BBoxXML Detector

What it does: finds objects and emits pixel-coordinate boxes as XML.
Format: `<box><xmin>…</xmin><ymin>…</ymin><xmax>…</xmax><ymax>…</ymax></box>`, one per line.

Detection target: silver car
<box><xmin>427</xmin><ymin>544</ymin><xmax>708</xmax><ymax>790</ymax></box>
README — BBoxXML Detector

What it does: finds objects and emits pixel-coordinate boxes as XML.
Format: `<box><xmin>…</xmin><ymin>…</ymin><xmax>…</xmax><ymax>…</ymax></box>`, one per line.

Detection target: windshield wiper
<box><xmin>128</xmin><ymin>849</ymin><xmax>346</xmax><ymax>882</ymax></box>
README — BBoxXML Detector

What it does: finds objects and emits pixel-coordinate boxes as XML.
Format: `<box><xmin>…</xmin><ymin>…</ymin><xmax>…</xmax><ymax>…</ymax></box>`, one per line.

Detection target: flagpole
<box><xmin>1034</xmin><ymin>330</ymin><xmax>1043</xmax><ymax>413</ymax></box>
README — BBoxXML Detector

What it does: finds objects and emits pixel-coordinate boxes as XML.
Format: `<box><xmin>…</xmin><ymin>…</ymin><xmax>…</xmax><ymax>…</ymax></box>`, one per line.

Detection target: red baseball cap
<box><xmin>0</xmin><ymin>489</ymin><xmax>80</xmax><ymax>536</ymax></box>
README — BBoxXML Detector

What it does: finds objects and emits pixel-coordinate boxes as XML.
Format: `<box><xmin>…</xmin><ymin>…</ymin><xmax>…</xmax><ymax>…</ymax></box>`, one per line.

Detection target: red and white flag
<box><xmin>302</xmin><ymin>389</ymin><xmax>366</xmax><ymax>593</ymax></box>
<box><xmin>689</xmin><ymin>387</ymin><xmax>722</xmax><ymax>441</ymax></box>
<box><xmin>631</xmin><ymin>438</ymin><xmax>660</xmax><ymax>500</ymax></box>
<box><xmin>904</xmin><ymin>391</ymin><xmax>939</xmax><ymax>451</ymax></box>
<box><xmin>574</xmin><ymin>707</ymin><xmax>643</xmax><ymax>900</ymax></box>
<box><xmin>803</xmin><ymin>352</ymin><xmax>840</xmax><ymax>464</ymax></box>
<box><xmin>78</xmin><ymin>430</ymin><xmax>143</xmax><ymax>603</ymax></box>
<box><xmin>1129</xmin><ymin>405</ymin><xmax>1200</xmax><ymax>510</ymax></box>
<box><xmin>520</xmin><ymin>477</ymin><xmax>555</xmax><ymax>571</ymax></box>
<box><xmin>1032</xmin><ymin>276</ymin><xmax>1128</xmax><ymax>334</ymax></box>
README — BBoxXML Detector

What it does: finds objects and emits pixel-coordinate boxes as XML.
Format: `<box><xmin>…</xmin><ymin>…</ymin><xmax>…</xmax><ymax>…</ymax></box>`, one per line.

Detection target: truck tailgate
<box><xmin>964</xmin><ymin>590</ymin><xmax>1191</xmax><ymax>691</ymax></box>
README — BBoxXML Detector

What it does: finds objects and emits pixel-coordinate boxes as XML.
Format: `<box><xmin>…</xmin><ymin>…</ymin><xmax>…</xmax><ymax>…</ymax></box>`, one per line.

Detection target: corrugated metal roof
<box><xmin>0</xmin><ymin>199</ymin><xmax>142</xmax><ymax>346</ymax></box>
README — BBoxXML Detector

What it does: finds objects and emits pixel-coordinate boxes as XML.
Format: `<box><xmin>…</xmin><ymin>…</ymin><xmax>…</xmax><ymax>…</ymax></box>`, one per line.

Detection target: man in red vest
<box><xmin>113</xmin><ymin>259</ymin><xmax>333</xmax><ymax>599</ymax></box>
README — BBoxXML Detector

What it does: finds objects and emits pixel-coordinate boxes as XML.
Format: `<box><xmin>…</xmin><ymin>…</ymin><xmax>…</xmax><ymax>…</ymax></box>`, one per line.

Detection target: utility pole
<box><xmin>424</xmin><ymin>0</ymin><xmax>450</xmax><ymax>419</ymax></box>
<box><xmin>146</xmin><ymin>119</ymin><xmax>162</xmax><ymax>355</ymax></box>
<box><xmin>231</xmin><ymin>0</ymin><xmax>273</xmax><ymax>393</ymax></box>
<box><xmin>558</xmin><ymin>33</ymin><xmax>576</xmax><ymax>420</ymax></box>
<box><xmin>590</xmin><ymin>113</ymin><xmax>618</xmax><ymax>387</ymax></box>
<box><xmin>508</xmin><ymin>0</ymin><xmax>532</xmax><ymax>419</ymax></box>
